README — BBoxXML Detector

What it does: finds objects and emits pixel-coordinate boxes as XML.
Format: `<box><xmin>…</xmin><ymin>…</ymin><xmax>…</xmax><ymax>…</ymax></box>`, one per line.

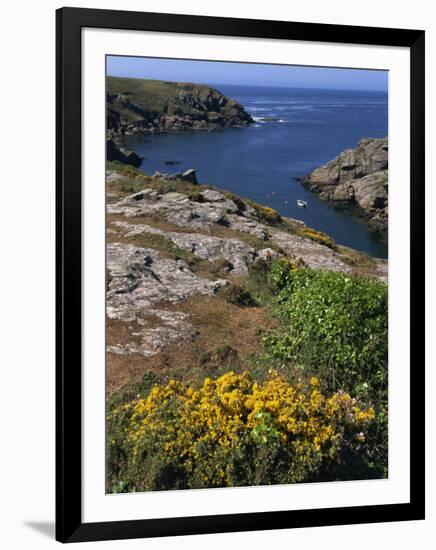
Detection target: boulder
<box><xmin>200</xmin><ymin>189</ymin><xmax>225</xmax><ymax>202</ymax></box>
<box><xmin>106</xmin><ymin>138</ymin><xmax>141</xmax><ymax>167</ymax></box>
<box><xmin>153</xmin><ymin>169</ymin><xmax>198</xmax><ymax>185</ymax></box>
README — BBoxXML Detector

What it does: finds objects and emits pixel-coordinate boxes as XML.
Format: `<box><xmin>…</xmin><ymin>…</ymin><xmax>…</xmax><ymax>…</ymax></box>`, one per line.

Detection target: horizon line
<box><xmin>106</xmin><ymin>73</ymin><xmax>387</xmax><ymax>93</ymax></box>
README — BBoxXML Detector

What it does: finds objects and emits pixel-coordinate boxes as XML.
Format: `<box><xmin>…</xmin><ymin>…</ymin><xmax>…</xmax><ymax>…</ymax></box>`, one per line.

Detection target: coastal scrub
<box><xmin>107</xmin><ymin>371</ymin><xmax>374</xmax><ymax>492</ymax></box>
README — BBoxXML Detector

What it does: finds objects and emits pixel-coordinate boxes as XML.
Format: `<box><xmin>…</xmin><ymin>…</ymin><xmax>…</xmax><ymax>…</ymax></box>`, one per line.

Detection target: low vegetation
<box><xmin>107</xmin><ymin>77</ymin><xmax>198</xmax><ymax>116</ymax></box>
<box><xmin>261</xmin><ymin>259</ymin><xmax>388</xmax><ymax>478</ymax></box>
<box><xmin>245</xmin><ymin>200</ymin><xmax>282</xmax><ymax>225</ymax></box>
<box><xmin>296</xmin><ymin>227</ymin><xmax>337</xmax><ymax>250</ymax></box>
<box><xmin>107</xmin><ymin>372</ymin><xmax>374</xmax><ymax>492</ymax></box>
<box><xmin>107</xmin><ymin>256</ymin><xmax>388</xmax><ymax>490</ymax></box>
<box><xmin>106</xmin><ymin>163</ymin><xmax>388</xmax><ymax>490</ymax></box>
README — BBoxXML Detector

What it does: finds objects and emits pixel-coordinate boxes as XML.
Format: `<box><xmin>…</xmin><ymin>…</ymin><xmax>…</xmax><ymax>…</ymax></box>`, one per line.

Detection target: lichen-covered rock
<box><xmin>301</xmin><ymin>137</ymin><xmax>388</xmax><ymax>234</ymax></box>
<box><xmin>255</xmin><ymin>248</ymin><xmax>282</xmax><ymax>263</ymax></box>
<box><xmin>109</xmin><ymin>186</ymin><xmax>240</xmax><ymax>230</ymax></box>
<box><xmin>106</xmin><ymin>243</ymin><xmax>227</xmax><ymax>356</ymax></box>
<box><xmin>113</xmin><ymin>221</ymin><xmax>257</xmax><ymax>275</ymax></box>
<box><xmin>152</xmin><ymin>169</ymin><xmax>198</xmax><ymax>184</ymax></box>
<box><xmin>107</xmin><ymin>309</ymin><xmax>196</xmax><ymax>357</ymax></box>
<box><xmin>107</xmin><ymin>243</ymin><xmax>226</xmax><ymax>321</ymax></box>
<box><xmin>200</xmin><ymin>189</ymin><xmax>226</xmax><ymax>202</ymax></box>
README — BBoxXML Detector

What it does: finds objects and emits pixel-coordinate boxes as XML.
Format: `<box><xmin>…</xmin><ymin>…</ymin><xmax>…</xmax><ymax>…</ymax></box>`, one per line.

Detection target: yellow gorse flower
<box><xmin>109</xmin><ymin>371</ymin><xmax>374</xmax><ymax>487</ymax></box>
<box><xmin>297</xmin><ymin>227</ymin><xmax>337</xmax><ymax>249</ymax></box>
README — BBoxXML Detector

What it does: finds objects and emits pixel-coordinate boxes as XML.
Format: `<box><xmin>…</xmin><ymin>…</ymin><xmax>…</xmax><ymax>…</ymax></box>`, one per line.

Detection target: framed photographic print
<box><xmin>56</xmin><ymin>7</ymin><xmax>425</xmax><ymax>543</ymax></box>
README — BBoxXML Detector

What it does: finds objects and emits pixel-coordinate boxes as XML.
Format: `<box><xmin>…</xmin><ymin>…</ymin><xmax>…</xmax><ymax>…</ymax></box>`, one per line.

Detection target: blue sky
<box><xmin>107</xmin><ymin>56</ymin><xmax>388</xmax><ymax>92</ymax></box>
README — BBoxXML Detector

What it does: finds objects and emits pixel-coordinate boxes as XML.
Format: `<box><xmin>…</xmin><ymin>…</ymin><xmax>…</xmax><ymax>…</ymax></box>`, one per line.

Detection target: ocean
<box><xmin>125</xmin><ymin>85</ymin><xmax>388</xmax><ymax>258</ymax></box>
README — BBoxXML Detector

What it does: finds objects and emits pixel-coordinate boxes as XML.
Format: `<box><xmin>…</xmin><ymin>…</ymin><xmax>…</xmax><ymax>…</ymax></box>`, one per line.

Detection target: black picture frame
<box><xmin>56</xmin><ymin>6</ymin><xmax>425</xmax><ymax>543</ymax></box>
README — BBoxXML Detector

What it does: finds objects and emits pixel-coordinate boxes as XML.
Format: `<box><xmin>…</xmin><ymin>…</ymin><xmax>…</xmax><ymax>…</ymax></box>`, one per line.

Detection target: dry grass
<box><xmin>336</xmin><ymin>245</ymin><xmax>385</xmax><ymax>278</ymax></box>
<box><xmin>106</xmin><ymin>211</ymin><xmax>280</xmax><ymax>255</ymax></box>
<box><xmin>106</xmin><ymin>294</ymin><xmax>276</xmax><ymax>395</ymax></box>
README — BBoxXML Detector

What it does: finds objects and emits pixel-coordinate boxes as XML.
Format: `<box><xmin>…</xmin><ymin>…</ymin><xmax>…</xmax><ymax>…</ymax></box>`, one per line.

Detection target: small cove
<box><xmin>126</xmin><ymin>85</ymin><xmax>388</xmax><ymax>259</ymax></box>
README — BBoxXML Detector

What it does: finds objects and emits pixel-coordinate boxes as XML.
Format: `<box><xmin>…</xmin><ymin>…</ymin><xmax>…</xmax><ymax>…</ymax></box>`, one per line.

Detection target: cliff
<box><xmin>300</xmin><ymin>138</ymin><xmax>388</xmax><ymax>235</ymax></box>
<box><xmin>106</xmin><ymin>77</ymin><xmax>254</xmax><ymax>167</ymax></box>
<box><xmin>107</xmin><ymin>76</ymin><xmax>253</xmax><ymax>136</ymax></box>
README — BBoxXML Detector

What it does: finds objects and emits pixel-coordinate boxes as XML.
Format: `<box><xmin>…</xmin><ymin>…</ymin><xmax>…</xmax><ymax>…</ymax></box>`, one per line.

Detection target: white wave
<box><xmin>247</xmin><ymin>99</ymin><xmax>307</xmax><ymax>105</ymax></box>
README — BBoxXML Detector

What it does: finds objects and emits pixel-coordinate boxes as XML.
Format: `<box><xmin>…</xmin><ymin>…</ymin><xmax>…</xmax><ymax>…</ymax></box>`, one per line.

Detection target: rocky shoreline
<box><xmin>106</xmin><ymin>77</ymin><xmax>254</xmax><ymax>166</ymax></box>
<box><xmin>300</xmin><ymin>138</ymin><xmax>388</xmax><ymax>235</ymax></box>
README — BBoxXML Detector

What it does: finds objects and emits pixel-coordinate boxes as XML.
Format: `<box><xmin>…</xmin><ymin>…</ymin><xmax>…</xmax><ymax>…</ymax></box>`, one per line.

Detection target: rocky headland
<box><xmin>106</xmin><ymin>76</ymin><xmax>254</xmax><ymax>165</ymax></box>
<box><xmin>300</xmin><ymin>137</ymin><xmax>388</xmax><ymax>235</ymax></box>
<box><xmin>106</xmin><ymin>164</ymin><xmax>387</xmax><ymax>392</ymax></box>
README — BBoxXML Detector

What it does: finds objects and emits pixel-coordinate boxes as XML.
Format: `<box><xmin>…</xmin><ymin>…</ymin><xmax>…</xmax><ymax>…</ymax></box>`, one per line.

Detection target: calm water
<box><xmin>126</xmin><ymin>85</ymin><xmax>388</xmax><ymax>258</ymax></box>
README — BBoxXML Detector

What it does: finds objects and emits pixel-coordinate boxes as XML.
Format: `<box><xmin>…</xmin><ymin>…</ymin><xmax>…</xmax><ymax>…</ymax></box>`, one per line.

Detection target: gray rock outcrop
<box><xmin>108</xmin><ymin>172</ymin><xmax>387</xmax><ymax>277</ymax></box>
<box><xmin>107</xmin><ymin>243</ymin><xmax>225</xmax><ymax>318</ymax></box>
<box><xmin>106</xmin><ymin>138</ymin><xmax>141</xmax><ymax>167</ymax></box>
<box><xmin>152</xmin><ymin>169</ymin><xmax>198</xmax><ymax>184</ymax></box>
<box><xmin>106</xmin><ymin>243</ymin><xmax>227</xmax><ymax>356</ymax></box>
<box><xmin>106</xmin><ymin>168</ymin><xmax>388</xmax><ymax>360</ymax></box>
<box><xmin>301</xmin><ymin>138</ymin><xmax>388</xmax><ymax>234</ymax></box>
<box><xmin>113</xmin><ymin>221</ymin><xmax>258</xmax><ymax>276</ymax></box>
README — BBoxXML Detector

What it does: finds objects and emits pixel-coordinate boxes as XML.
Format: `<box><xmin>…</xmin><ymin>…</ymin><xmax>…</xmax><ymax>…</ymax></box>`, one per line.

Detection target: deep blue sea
<box><xmin>126</xmin><ymin>85</ymin><xmax>388</xmax><ymax>258</ymax></box>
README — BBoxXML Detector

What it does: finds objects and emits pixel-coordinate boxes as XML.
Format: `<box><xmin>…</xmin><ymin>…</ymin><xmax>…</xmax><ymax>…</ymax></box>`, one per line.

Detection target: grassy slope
<box><xmin>107</xmin><ymin>76</ymin><xmax>224</xmax><ymax>116</ymax></box>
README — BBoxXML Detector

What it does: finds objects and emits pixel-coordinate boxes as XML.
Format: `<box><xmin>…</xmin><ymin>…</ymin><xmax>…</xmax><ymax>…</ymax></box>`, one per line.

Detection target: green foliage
<box><xmin>106</xmin><ymin>160</ymin><xmax>145</xmax><ymax>178</ymax></box>
<box><xmin>112</xmin><ymin>176</ymin><xmax>151</xmax><ymax>194</ymax></box>
<box><xmin>108</xmin><ymin>371</ymin><xmax>163</xmax><ymax>411</ymax></box>
<box><xmin>106</xmin><ymin>372</ymin><xmax>375</xmax><ymax>492</ymax></box>
<box><xmin>243</xmin><ymin>259</ymin><xmax>277</xmax><ymax>305</ymax></box>
<box><xmin>262</xmin><ymin>263</ymin><xmax>388</xmax><ymax>478</ymax></box>
<box><xmin>268</xmin><ymin>258</ymin><xmax>300</xmax><ymax>291</ymax></box>
<box><xmin>264</xmin><ymin>267</ymin><xmax>388</xmax><ymax>387</ymax></box>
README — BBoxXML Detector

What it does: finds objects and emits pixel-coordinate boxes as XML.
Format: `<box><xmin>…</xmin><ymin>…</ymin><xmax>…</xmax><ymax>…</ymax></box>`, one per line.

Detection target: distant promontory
<box><xmin>106</xmin><ymin>77</ymin><xmax>254</xmax><ymax>165</ymax></box>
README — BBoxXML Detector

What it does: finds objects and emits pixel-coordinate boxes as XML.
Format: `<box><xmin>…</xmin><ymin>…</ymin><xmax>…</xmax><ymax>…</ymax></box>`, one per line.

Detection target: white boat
<box><xmin>297</xmin><ymin>200</ymin><xmax>307</xmax><ymax>208</ymax></box>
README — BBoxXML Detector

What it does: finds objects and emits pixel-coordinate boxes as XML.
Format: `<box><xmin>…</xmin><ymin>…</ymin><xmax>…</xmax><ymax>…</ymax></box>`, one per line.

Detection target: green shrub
<box><xmin>262</xmin><ymin>263</ymin><xmax>388</xmax><ymax>478</ymax></box>
<box><xmin>268</xmin><ymin>258</ymin><xmax>300</xmax><ymax>291</ymax></box>
<box><xmin>264</xmin><ymin>267</ymin><xmax>387</xmax><ymax>388</ymax></box>
<box><xmin>106</xmin><ymin>372</ymin><xmax>375</xmax><ymax>492</ymax></box>
<box><xmin>221</xmin><ymin>282</ymin><xmax>256</xmax><ymax>307</ymax></box>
